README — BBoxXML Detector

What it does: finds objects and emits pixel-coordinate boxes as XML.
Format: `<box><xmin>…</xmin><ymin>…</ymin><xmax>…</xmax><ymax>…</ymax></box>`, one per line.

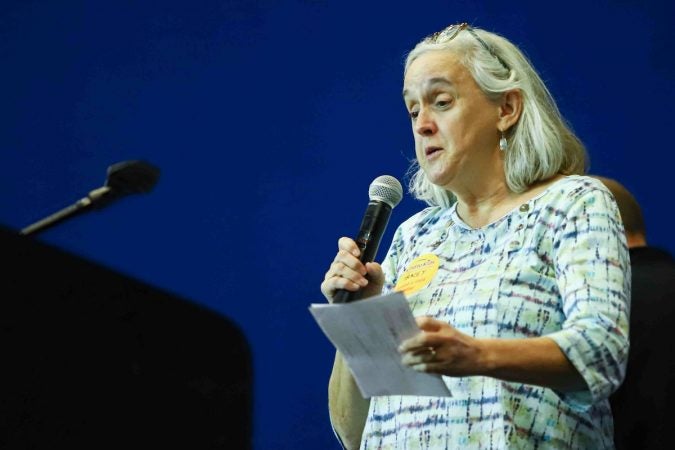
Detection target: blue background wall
<box><xmin>2</xmin><ymin>1</ymin><xmax>673</xmax><ymax>448</ymax></box>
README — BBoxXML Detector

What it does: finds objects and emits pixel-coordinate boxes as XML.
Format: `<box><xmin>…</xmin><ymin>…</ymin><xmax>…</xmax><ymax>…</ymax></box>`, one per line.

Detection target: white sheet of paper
<box><xmin>309</xmin><ymin>292</ymin><xmax>451</xmax><ymax>398</ymax></box>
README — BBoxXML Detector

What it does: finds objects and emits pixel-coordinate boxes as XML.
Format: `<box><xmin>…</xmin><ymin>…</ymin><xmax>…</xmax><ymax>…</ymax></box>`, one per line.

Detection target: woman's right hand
<box><xmin>321</xmin><ymin>237</ymin><xmax>385</xmax><ymax>303</ymax></box>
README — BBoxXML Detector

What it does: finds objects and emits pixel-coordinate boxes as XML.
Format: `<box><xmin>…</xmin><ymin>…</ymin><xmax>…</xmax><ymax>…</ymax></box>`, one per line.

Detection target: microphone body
<box><xmin>333</xmin><ymin>175</ymin><xmax>402</xmax><ymax>304</ymax></box>
<box><xmin>353</xmin><ymin>200</ymin><xmax>393</xmax><ymax>264</ymax></box>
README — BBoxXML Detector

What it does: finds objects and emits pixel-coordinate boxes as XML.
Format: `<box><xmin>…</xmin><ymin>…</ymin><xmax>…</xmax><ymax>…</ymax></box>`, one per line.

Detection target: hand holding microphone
<box><xmin>321</xmin><ymin>175</ymin><xmax>403</xmax><ymax>303</ymax></box>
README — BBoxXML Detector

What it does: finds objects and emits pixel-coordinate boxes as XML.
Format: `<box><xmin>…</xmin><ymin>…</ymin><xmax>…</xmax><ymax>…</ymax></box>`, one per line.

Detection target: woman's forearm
<box><xmin>401</xmin><ymin>318</ymin><xmax>588</xmax><ymax>393</ymax></box>
<box><xmin>328</xmin><ymin>352</ymin><xmax>370</xmax><ymax>450</ymax></box>
<box><xmin>477</xmin><ymin>336</ymin><xmax>586</xmax><ymax>392</ymax></box>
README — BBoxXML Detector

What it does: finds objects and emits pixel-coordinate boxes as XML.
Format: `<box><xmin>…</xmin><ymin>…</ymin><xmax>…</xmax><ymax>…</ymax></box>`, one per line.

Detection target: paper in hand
<box><xmin>309</xmin><ymin>292</ymin><xmax>451</xmax><ymax>398</ymax></box>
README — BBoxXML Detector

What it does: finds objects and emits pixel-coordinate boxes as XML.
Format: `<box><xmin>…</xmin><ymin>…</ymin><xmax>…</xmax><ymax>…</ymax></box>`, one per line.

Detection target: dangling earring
<box><xmin>499</xmin><ymin>131</ymin><xmax>508</xmax><ymax>152</ymax></box>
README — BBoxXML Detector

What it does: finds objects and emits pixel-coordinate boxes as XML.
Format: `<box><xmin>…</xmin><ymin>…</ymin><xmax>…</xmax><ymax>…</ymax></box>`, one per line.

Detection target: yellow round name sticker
<box><xmin>394</xmin><ymin>253</ymin><xmax>440</xmax><ymax>296</ymax></box>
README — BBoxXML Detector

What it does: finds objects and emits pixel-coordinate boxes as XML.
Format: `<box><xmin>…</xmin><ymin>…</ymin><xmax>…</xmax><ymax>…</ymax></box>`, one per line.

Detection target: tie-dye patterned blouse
<box><xmin>360</xmin><ymin>176</ymin><xmax>630</xmax><ymax>449</ymax></box>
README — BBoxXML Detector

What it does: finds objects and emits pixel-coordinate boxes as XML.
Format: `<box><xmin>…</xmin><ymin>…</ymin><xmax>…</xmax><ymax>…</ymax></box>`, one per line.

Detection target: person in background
<box><xmin>594</xmin><ymin>176</ymin><xmax>675</xmax><ymax>450</ymax></box>
<box><xmin>321</xmin><ymin>23</ymin><xmax>630</xmax><ymax>449</ymax></box>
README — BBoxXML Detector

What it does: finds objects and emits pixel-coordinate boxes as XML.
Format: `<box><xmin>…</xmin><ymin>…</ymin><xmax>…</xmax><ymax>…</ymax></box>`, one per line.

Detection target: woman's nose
<box><xmin>415</xmin><ymin>108</ymin><xmax>437</xmax><ymax>136</ymax></box>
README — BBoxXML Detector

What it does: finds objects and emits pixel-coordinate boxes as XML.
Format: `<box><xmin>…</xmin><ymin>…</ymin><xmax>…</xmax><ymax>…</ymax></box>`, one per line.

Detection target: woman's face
<box><xmin>403</xmin><ymin>50</ymin><xmax>501</xmax><ymax>191</ymax></box>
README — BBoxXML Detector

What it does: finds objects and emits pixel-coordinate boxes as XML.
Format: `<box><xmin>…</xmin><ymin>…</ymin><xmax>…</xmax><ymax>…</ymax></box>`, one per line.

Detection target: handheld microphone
<box><xmin>332</xmin><ymin>175</ymin><xmax>403</xmax><ymax>304</ymax></box>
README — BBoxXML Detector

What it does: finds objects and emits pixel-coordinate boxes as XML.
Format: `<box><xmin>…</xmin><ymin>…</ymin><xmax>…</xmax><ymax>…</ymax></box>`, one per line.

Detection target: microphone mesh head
<box><xmin>369</xmin><ymin>175</ymin><xmax>403</xmax><ymax>208</ymax></box>
<box><xmin>106</xmin><ymin>160</ymin><xmax>160</xmax><ymax>194</ymax></box>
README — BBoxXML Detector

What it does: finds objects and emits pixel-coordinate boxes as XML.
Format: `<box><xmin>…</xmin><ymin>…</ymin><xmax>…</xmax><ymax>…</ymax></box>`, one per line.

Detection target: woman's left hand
<box><xmin>399</xmin><ymin>316</ymin><xmax>484</xmax><ymax>376</ymax></box>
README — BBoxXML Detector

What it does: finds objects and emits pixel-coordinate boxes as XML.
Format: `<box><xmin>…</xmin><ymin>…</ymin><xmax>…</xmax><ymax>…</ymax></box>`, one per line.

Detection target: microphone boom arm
<box><xmin>20</xmin><ymin>187</ymin><xmax>112</xmax><ymax>236</ymax></box>
<box><xmin>19</xmin><ymin>160</ymin><xmax>159</xmax><ymax>237</ymax></box>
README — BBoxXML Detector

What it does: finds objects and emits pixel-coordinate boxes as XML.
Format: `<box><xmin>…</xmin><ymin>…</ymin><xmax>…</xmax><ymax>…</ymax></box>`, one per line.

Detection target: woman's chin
<box><xmin>425</xmin><ymin>170</ymin><xmax>454</xmax><ymax>190</ymax></box>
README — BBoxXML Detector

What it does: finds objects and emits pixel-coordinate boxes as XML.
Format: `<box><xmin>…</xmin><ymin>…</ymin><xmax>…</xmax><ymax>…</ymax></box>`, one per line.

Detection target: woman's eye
<box><xmin>408</xmin><ymin>110</ymin><xmax>419</xmax><ymax>120</ymax></box>
<box><xmin>436</xmin><ymin>99</ymin><xmax>451</xmax><ymax>108</ymax></box>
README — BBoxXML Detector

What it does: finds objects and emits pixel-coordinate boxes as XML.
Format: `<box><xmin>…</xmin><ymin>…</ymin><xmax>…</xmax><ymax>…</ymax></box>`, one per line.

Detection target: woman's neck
<box><xmin>454</xmin><ymin>181</ymin><xmax>514</xmax><ymax>228</ymax></box>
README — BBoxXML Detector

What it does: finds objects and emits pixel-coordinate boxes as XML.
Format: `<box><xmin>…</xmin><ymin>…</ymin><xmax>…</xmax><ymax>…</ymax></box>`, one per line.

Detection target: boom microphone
<box><xmin>20</xmin><ymin>160</ymin><xmax>160</xmax><ymax>236</ymax></box>
<box><xmin>332</xmin><ymin>175</ymin><xmax>403</xmax><ymax>304</ymax></box>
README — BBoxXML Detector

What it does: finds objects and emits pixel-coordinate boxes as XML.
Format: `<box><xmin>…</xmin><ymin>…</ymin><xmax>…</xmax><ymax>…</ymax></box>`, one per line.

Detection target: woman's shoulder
<box><xmin>553</xmin><ymin>174</ymin><xmax>610</xmax><ymax>196</ymax></box>
<box><xmin>400</xmin><ymin>205</ymin><xmax>448</xmax><ymax>226</ymax></box>
<box><xmin>535</xmin><ymin>175</ymin><xmax>613</xmax><ymax>208</ymax></box>
<box><xmin>394</xmin><ymin>205</ymin><xmax>450</xmax><ymax>238</ymax></box>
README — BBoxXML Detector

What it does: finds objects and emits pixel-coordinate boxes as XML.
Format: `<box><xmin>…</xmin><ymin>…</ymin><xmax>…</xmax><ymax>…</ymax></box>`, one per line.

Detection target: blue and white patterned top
<box><xmin>360</xmin><ymin>175</ymin><xmax>630</xmax><ymax>449</ymax></box>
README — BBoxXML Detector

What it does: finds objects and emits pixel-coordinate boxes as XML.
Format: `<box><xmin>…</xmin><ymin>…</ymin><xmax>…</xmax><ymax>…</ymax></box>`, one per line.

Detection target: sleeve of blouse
<box><xmin>546</xmin><ymin>182</ymin><xmax>631</xmax><ymax>408</ymax></box>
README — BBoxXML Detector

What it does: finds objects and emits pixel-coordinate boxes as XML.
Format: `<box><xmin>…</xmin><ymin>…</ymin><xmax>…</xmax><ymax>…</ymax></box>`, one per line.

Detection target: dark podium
<box><xmin>0</xmin><ymin>225</ymin><xmax>252</xmax><ymax>449</ymax></box>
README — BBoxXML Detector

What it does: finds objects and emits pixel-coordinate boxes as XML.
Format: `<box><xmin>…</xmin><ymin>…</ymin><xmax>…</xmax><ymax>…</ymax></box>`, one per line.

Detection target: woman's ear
<box><xmin>498</xmin><ymin>89</ymin><xmax>523</xmax><ymax>132</ymax></box>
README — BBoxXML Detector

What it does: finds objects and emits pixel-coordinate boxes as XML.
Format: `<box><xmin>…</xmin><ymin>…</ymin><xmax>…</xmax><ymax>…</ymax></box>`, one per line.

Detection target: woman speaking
<box><xmin>321</xmin><ymin>23</ymin><xmax>630</xmax><ymax>449</ymax></box>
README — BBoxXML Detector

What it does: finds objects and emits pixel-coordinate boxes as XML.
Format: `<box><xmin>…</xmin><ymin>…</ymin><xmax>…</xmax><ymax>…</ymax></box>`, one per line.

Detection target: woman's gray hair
<box><xmin>404</xmin><ymin>25</ymin><xmax>588</xmax><ymax>207</ymax></box>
